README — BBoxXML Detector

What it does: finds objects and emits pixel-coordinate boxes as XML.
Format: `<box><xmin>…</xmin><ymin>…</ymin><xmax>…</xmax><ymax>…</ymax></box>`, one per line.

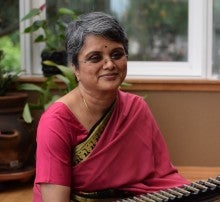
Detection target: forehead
<box><xmin>79</xmin><ymin>35</ymin><xmax>124</xmax><ymax>56</ymax></box>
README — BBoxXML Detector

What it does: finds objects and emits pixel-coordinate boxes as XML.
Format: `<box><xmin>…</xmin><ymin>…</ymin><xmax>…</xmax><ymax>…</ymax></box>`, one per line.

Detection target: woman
<box><xmin>33</xmin><ymin>11</ymin><xmax>188</xmax><ymax>202</ymax></box>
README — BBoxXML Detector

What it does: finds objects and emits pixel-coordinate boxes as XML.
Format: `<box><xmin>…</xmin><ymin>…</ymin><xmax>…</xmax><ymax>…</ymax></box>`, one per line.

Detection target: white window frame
<box><xmin>127</xmin><ymin>0</ymin><xmax>209</xmax><ymax>78</ymax></box>
<box><xmin>20</xmin><ymin>0</ymin><xmax>45</xmax><ymax>75</ymax></box>
<box><xmin>19</xmin><ymin>0</ymin><xmax>213</xmax><ymax>79</ymax></box>
<box><xmin>207</xmin><ymin>0</ymin><xmax>214</xmax><ymax>79</ymax></box>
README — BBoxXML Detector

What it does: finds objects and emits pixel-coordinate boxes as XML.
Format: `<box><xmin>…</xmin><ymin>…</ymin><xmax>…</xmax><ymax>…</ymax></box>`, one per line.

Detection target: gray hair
<box><xmin>65</xmin><ymin>11</ymin><xmax>128</xmax><ymax>68</ymax></box>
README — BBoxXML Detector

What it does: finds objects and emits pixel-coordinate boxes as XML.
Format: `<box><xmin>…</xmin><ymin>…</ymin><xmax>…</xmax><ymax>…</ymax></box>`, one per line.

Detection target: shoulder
<box><xmin>118</xmin><ymin>90</ymin><xmax>148</xmax><ymax>109</ymax></box>
<box><xmin>43</xmin><ymin>101</ymin><xmax>70</xmax><ymax>115</ymax></box>
<box><xmin>37</xmin><ymin>102</ymin><xmax>78</xmax><ymax>146</ymax></box>
<box><xmin>38</xmin><ymin>102</ymin><xmax>79</xmax><ymax>134</ymax></box>
<box><xmin>40</xmin><ymin>102</ymin><xmax>74</xmax><ymax>121</ymax></box>
<box><xmin>118</xmin><ymin>90</ymin><xmax>143</xmax><ymax>101</ymax></box>
<box><xmin>118</xmin><ymin>90</ymin><xmax>156</xmax><ymax>120</ymax></box>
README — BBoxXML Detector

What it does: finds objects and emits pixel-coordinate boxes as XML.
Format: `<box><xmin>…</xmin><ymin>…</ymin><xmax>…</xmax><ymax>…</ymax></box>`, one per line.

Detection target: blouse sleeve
<box><xmin>35</xmin><ymin>110</ymin><xmax>73</xmax><ymax>187</ymax></box>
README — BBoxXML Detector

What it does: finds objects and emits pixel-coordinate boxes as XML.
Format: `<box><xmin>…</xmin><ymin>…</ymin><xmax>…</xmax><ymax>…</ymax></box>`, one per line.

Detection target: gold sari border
<box><xmin>73</xmin><ymin>101</ymin><xmax>115</xmax><ymax>165</ymax></box>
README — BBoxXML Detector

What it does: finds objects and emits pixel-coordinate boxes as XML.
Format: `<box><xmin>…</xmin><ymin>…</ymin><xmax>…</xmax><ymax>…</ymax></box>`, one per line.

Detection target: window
<box><xmin>19</xmin><ymin>0</ymin><xmax>216</xmax><ymax>79</ymax></box>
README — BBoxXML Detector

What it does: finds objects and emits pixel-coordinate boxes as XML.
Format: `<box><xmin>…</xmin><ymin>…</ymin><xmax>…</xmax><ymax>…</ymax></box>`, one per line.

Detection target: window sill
<box><xmin>124</xmin><ymin>78</ymin><xmax>220</xmax><ymax>92</ymax></box>
<box><xmin>18</xmin><ymin>76</ymin><xmax>220</xmax><ymax>92</ymax></box>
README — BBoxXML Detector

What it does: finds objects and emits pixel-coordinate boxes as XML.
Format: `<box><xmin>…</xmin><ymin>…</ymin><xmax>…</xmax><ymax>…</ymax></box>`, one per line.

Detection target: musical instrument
<box><xmin>116</xmin><ymin>176</ymin><xmax>220</xmax><ymax>202</ymax></box>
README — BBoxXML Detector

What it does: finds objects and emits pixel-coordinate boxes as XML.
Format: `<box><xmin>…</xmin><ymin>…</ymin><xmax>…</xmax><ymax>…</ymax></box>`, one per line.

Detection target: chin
<box><xmin>99</xmin><ymin>82</ymin><xmax>121</xmax><ymax>92</ymax></box>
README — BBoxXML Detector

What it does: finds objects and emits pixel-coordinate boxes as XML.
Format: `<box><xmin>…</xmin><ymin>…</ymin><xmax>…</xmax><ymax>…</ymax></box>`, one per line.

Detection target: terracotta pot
<box><xmin>0</xmin><ymin>130</ymin><xmax>21</xmax><ymax>170</ymax></box>
<box><xmin>0</xmin><ymin>92</ymin><xmax>28</xmax><ymax>114</ymax></box>
<box><xmin>0</xmin><ymin>93</ymin><xmax>36</xmax><ymax>172</ymax></box>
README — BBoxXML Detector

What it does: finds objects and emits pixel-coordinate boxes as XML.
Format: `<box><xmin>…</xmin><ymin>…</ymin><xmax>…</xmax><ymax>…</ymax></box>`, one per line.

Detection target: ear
<box><xmin>72</xmin><ymin>64</ymin><xmax>80</xmax><ymax>81</ymax></box>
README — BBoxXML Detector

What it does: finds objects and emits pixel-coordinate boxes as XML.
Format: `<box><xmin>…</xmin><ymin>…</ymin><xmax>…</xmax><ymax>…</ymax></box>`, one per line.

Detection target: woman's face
<box><xmin>74</xmin><ymin>35</ymin><xmax>127</xmax><ymax>93</ymax></box>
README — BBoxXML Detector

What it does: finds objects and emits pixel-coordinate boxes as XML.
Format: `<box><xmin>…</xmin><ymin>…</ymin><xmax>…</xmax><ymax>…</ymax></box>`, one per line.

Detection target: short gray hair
<box><xmin>65</xmin><ymin>11</ymin><xmax>128</xmax><ymax>68</ymax></box>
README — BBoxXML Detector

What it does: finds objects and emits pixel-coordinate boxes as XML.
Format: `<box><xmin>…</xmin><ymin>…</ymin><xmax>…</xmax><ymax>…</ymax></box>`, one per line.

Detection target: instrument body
<box><xmin>116</xmin><ymin>176</ymin><xmax>220</xmax><ymax>202</ymax></box>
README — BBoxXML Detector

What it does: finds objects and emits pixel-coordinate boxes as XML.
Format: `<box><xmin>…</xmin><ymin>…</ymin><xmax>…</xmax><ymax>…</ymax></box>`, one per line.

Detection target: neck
<box><xmin>77</xmin><ymin>86</ymin><xmax>117</xmax><ymax>115</ymax></box>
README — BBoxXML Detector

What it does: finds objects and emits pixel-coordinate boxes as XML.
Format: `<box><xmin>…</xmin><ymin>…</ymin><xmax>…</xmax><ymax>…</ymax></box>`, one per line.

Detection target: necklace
<box><xmin>82</xmin><ymin>96</ymin><xmax>89</xmax><ymax>111</ymax></box>
<box><xmin>78</xmin><ymin>89</ymin><xmax>96</xmax><ymax>122</ymax></box>
<box><xmin>78</xmin><ymin>88</ymin><xmax>117</xmax><ymax>123</ymax></box>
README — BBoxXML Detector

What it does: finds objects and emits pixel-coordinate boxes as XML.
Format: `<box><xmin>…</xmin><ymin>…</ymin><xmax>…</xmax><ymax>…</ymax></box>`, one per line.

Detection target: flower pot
<box><xmin>0</xmin><ymin>130</ymin><xmax>21</xmax><ymax>170</ymax></box>
<box><xmin>0</xmin><ymin>93</ymin><xmax>36</xmax><ymax>174</ymax></box>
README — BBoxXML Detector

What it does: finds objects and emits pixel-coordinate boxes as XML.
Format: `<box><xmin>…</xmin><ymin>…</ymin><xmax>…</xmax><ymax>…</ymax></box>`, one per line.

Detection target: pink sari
<box><xmin>72</xmin><ymin>90</ymin><xmax>189</xmax><ymax>194</ymax></box>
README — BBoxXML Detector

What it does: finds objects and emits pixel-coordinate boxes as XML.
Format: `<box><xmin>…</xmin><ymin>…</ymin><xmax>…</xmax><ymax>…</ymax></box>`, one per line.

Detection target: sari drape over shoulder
<box><xmin>72</xmin><ymin>90</ymin><xmax>188</xmax><ymax>194</ymax></box>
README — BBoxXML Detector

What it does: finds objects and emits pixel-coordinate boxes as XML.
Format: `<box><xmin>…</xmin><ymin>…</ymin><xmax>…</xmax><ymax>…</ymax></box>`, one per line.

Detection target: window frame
<box><xmin>127</xmin><ymin>0</ymin><xmax>209</xmax><ymax>78</ymax></box>
<box><xmin>19</xmin><ymin>0</ymin><xmax>45</xmax><ymax>75</ymax></box>
<box><xmin>19</xmin><ymin>0</ymin><xmax>213</xmax><ymax>79</ymax></box>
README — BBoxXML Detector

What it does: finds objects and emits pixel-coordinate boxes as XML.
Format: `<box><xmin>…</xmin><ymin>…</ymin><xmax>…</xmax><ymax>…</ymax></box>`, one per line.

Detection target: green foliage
<box><xmin>124</xmin><ymin>0</ymin><xmax>188</xmax><ymax>36</ymax></box>
<box><xmin>20</xmin><ymin>4</ymin><xmax>78</xmax><ymax>122</ymax></box>
<box><xmin>0</xmin><ymin>34</ymin><xmax>20</xmax><ymax>72</ymax></box>
<box><xmin>121</xmin><ymin>0</ymin><xmax>188</xmax><ymax>61</ymax></box>
<box><xmin>18</xmin><ymin>77</ymin><xmax>59</xmax><ymax>123</ymax></box>
<box><xmin>0</xmin><ymin>49</ymin><xmax>21</xmax><ymax>96</ymax></box>
<box><xmin>19</xmin><ymin>61</ymin><xmax>77</xmax><ymax>123</ymax></box>
<box><xmin>0</xmin><ymin>1</ymin><xmax>19</xmax><ymax>37</ymax></box>
<box><xmin>21</xmin><ymin>4</ymin><xmax>77</xmax><ymax>52</ymax></box>
<box><xmin>43</xmin><ymin>60</ymin><xmax>77</xmax><ymax>92</ymax></box>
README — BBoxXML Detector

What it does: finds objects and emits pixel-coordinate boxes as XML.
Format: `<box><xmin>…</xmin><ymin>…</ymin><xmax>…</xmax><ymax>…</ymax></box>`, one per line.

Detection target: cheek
<box><xmin>120</xmin><ymin>64</ymin><xmax>127</xmax><ymax>78</ymax></box>
<box><xmin>78</xmin><ymin>66</ymin><xmax>99</xmax><ymax>81</ymax></box>
<box><xmin>85</xmin><ymin>68</ymin><xmax>99</xmax><ymax>78</ymax></box>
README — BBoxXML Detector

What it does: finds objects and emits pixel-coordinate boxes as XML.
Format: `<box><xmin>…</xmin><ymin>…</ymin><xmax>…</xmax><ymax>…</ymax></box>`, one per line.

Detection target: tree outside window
<box><xmin>0</xmin><ymin>0</ymin><xmax>20</xmax><ymax>71</ymax></box>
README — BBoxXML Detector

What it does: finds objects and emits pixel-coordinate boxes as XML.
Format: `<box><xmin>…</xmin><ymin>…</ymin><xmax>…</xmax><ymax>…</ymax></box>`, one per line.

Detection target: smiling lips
<box><xmin>99</xmin><ymin>72</ymin><xmax>119</xmax><ymax>79</ymax></box>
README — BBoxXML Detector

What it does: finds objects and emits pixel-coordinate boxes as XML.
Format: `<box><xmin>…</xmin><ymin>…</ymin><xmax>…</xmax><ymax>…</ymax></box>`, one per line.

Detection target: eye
<box><xmin>87</xmin><ymin>54</ymin><xmax>102</xmax><ymax>63</ymax></box>
<box><xmin>111</xmin><ymin>50</ymin><xmax>125</xmax><ymax>60</ymax></box>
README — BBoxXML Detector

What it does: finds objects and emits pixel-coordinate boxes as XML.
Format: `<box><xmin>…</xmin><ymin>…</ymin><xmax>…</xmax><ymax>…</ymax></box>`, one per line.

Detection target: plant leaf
<box><xmin>22</xmin><ymin>103</ymin><xmax>33</xmax><ymax>123</ymax></box>
<box><xmin>55</xmin><ymin>74</ymin><xmax>70</xmax><ymax>86</ymax></box>
<box><xmin>58</xmin><ymin>8</ymin><xmax>75</xmax><ymax>16</ymax></box>
<box><xmin>43</xmin><ymin>60</ymin><xmax>77</xmax><ymax>90</ymax></box>
<box><xmin>35</xmin><ymin>35</ymin><xmax>45</xmax><ymax>42</ymax></box>
<box><xmin>18</xmin><ymin>83</ymin><xmax>46</xmax><ymax>94</ymax></box>
<box><xmin>21</xmin><ymin>8</ymin><xmax>41</xmax><ymax>21</ymax></box>
<box><xmin>121</xmin><ymin>82</ymin><xmax>132</xmax><ymax>87</ymax></box>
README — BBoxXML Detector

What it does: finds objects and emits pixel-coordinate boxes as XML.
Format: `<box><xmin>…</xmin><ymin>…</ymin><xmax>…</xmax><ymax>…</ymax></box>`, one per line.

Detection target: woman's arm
<box><xmin>40</xmin><ymin>183</ymin><xmax>71</xmax><ymax>202</ymax></box>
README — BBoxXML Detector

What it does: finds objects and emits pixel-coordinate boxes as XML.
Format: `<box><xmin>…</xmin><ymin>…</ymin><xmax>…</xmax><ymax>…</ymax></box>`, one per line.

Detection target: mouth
<box><xmin>99</xmin><ymin>72</ymin><xmax>119</xmax><ymax>79</ymax></box>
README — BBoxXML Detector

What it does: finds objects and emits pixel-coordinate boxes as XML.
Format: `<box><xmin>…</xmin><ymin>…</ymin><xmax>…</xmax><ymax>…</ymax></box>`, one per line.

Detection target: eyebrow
<box><xmin>86</xmin><ymin>47</ymin><xmax>125</xmax><ymax>56</ymax></box>
<box><xmin>84</xmin><ymin>51</ymin><xmax>101</xmax><ymax>58</ymax></box>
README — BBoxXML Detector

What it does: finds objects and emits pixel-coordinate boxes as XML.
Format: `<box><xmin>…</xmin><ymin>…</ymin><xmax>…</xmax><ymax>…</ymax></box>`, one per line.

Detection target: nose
<box><xmin>103</xmin><ymin>57</ymin><xmax>115</xmax><ymax>69</ymax></box>
<box><xmin>104</xmin><ymin>57</ymin><xmax>113</xmax><ymax>63</ymax></box>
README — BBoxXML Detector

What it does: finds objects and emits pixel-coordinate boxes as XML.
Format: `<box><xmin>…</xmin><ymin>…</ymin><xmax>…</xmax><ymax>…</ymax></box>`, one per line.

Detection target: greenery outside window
<box><xmin>15</xmin><ymin>0</ymin><xmax>220</xmax><ymax>79</ymax></box>
<box><xmin>0</xmin><ymin>1</ymin><xmax>20</xmax><ymax>73</ymax></box>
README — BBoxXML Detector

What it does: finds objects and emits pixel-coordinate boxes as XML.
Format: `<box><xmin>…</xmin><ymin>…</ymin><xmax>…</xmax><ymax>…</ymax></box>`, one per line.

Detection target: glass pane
<box><xmin>213</xmin><ymin>0</ymin><xmax>220</xmax><ymax>76</ymax></box>
<box><xmin>0</xmin><ymin>0</ymin><xmax>20</xmax><ymax>71</ymax></box>
<box><xmin>46</xmin><ymin>0</ymin><xmax>188</xmax><ymax>62</ymax></box>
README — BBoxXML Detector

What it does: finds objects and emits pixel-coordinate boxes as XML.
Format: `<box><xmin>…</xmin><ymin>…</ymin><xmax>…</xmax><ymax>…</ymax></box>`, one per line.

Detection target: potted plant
<box><xmin>0</xmin><ymin>49</ymin><xmax>35</xmax><ymax>181</ymax></box>
<box><xmin>19</xmin><ymin>60</ymin><xmax>77</xmax><ymax>124</ymax></box>
<box><xmin>21</xmin><ymin>4</ymin><xmax>77</xmax><ymax>77</ymax></box>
